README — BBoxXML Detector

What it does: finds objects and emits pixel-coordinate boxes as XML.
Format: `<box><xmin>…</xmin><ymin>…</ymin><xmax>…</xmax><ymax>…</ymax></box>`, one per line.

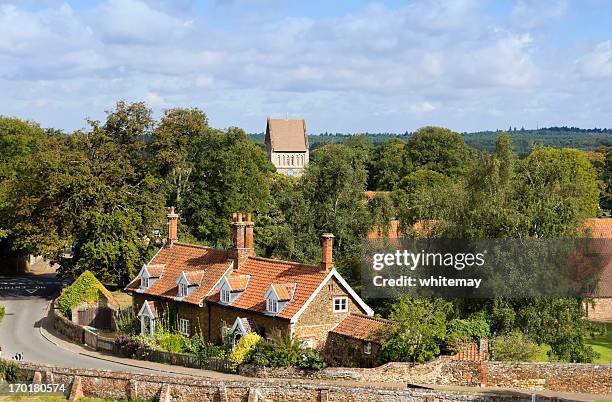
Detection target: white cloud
<box><xmin>510</xmin><ymin>0</ymin><xmax>568</xmax><ymax>29</ymax></box>
<box><xmin>0</xmin><ymin>0</ymin><xmax>610</xmax><ymax>133</ymax></box>
<box><xmin>89</xmin><ymin>0</ymin><xmax>191</xmax><ymax>44</ymax></box>
<box><xmin>574</xmin><ymin>41</ymin><xmax>612</xmax><ymax>80</ymax></box>
<box><xmin>409</xmin><ymin>102</ymin><xmax>437</xmax><ymax>114</ymax></box>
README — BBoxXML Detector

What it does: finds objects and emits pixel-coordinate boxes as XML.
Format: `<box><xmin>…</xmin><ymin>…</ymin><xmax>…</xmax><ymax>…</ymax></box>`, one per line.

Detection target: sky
<box><xmin>1</xmin><ymin>0</ymin><xmax>612</xmax><ymax>134</ymax></box>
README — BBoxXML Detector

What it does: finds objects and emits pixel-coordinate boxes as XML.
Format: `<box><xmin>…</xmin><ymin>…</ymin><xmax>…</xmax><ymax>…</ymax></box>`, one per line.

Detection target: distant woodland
<box><xmin>251</xmin><ymin>126</ymin><xmax>612</xmax><ymax>154</ymax></box>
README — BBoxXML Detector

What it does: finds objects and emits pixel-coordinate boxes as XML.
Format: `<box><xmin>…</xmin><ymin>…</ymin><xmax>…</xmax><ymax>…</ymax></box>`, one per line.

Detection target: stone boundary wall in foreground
<box><xmin>240</xmin><ymin>358</ymin><xmax>612</xmax><ymax>395</ymax></box>
<box><xmin>4</xmin><ymin>360</ymin><xmax>541</xmax><ymax>402</ymax></box>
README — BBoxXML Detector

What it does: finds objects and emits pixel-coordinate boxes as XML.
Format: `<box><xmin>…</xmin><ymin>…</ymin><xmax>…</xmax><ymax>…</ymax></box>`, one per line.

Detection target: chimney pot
<box><xmin>320</xmin><ymin>233</ymin><xmax>334</xmax><ymax>272</ymax></box>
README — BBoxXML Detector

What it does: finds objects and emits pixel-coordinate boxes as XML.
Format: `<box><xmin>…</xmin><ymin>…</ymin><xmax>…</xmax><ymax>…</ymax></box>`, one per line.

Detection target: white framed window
<box><xmin>179</xmin><ymin>318</ymin><xmax>190</xmax><ymax>336</ymax></box>
<box><xmin>141</xmin><ymin>277</ymin><xmax>149</xmax><ymax>289</ymax></box>
<box><xmin>178</xmin><ymin>283</ymin><xmax>188</xmax><ymax>297</ymax></box>
<box><xmin>333</xmin><ymin>296</ymin><xmax>348</xmax><ymax>312</ymax></box>
<box><xmin>364</xmin><ymin>341</ymin><xmax>372</xmax><ymax>355</ymax></box>
<box><xmin>266</xmin><ymin>298</ymin><xmax>278</xmax><ymax>313</ymax></box>
<box><xmin>221</xmin><ymin>289</ymin><xmax>231</xmax><ymax>303</ymax></box>
<box><xmin>301</xmin><ymin>339</ymin><xmax>313</xmax><ymax>349</ymax></box>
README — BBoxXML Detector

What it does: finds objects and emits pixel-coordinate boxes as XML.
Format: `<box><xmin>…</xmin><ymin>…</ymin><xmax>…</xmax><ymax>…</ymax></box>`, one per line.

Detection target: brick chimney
<box><xmin>245</xmin><ymin>213</ymin><xmax>255</xmax><ymax>255</ymax></box>
<box><xmin>166</xmin><ymin>206</ymin><xmax>179</xmax><ymax>247</ymax></box>
<box><xmin>229</xmin><ymin>212</ymin><xmax>255</xmax><ymax>269</ymax></box>
<box><xmin>320</xmin><ymin>233</ymin><xmax>334</xmax><ymax>272</ymax></box>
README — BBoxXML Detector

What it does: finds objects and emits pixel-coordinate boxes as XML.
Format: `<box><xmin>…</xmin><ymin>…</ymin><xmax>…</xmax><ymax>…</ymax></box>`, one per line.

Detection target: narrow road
<box><xmin>0</xmin><ymin>275</ymin><xmax>161</xmax><ymax>374</ymax></box>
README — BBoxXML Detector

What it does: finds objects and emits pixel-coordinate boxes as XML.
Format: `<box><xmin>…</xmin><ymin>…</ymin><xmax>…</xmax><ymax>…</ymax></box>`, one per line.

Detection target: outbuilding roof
<box><xmin>330</xmin><ymin>313</ymin><xmax>391</xmax><ymax>343</ymax></box>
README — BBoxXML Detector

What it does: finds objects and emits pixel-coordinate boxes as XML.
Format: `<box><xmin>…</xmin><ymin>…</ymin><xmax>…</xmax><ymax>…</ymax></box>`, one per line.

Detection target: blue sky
<box><xmin>1</xmin><ymin>0</ymin><xmax>612</xmax><ymax>134</ymax></box>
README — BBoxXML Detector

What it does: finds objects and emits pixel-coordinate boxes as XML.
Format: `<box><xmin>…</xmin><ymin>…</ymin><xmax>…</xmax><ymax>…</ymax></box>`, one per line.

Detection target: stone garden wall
<box><xmin>240</xmin><ymin>358</ymin><xmax>612</xmax><ymax>395</ymax></box>
<box><xmin>5</xmin><ymin>360</ymin><xmax>551</xmax><ymax>402</ymax></box>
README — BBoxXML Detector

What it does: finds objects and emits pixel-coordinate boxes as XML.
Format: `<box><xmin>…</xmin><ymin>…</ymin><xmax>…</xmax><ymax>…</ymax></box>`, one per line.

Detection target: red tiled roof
<box><xmin>368</xmin><ymin>219</ymin><xmax>437</xmax><ymax>239</ymax></box>
<box><xmin>582</xmin><ymin>218</ymin><xmax>612</xmax><ymax>239</ymax></box>
<box><xmin>208</xmin><ymin>256</ymin><xmax>330</xmax><ymax>320</ymax></box>
<box><xmin>331</xmin><ymin>313</ymin><xmax>391</xmax><ymax>343</ymax></box>
<box><xmin>271</xmin><ymin>283</ymin><xmax>296</xmax><ymax>301</ymax></box>
<box><xmin>226</xmin><ymin>272</ymin><xmax>250</xmax><ymax>291</ymax></box>
<box><xmin>581</xmin><ymin>219</ymin><xmax>612</xmax><ymax>297</ymax></box>
<box><xmin>184</xmin><ymin>271</ymin><xmax>205</xmax><ymax>285</ymax></box>
<box><xmin>146</xmin><ymin>264</ymin><xmax>165</xmax><ymax>277</ymax></box>
<box><xmin>125</xmin><ymin>243</ymin><xmax>232</xmax><ymax>305</ymax></box>
<box><xmin>364</xmin><ymin>191</ymin><xmax>389</xmax><ymax>201</ymax></box>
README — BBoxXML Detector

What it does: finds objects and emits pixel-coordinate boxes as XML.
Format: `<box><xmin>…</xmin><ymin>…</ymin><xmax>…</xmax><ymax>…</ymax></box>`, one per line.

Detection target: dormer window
<box><xmin>136</xmin><ymin>264</ymin><xmax>164</xmax><ymax>293</ymax></box>
<box><xmin>218</xmin><ymin>273</ymin><xmax>249</xmax><ymax>305</ymax></box>
<box><xmin>264</xmin><ymin>283</ymin><xmax>295</xmax><ymax>316</ymax></box>
<box><xmin>175</xmin><ymin>270</ymin><xmax>203</xmax><ymax>300</ymax></box>
<box><xmin>267</xmin><ymin>298</ymin><xmax>278</xmax><ymax>313</ymax></box>
<box><xmin>221</xmin><ymin>289</ymin><xmax>231</xmax><ymax>303</ymax></box>
<box><xmin>178</xmin><ymin>283</ymin><xmax>188</xmax><ymax>298</ymax></box>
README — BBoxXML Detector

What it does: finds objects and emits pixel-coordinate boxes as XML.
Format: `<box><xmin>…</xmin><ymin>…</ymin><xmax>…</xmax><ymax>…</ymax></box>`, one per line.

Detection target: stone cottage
<box><xmin>125</xmin><ymin>209</ymin><xmax>374</xmax><ymax>350</ymax></box>
<box><xmin>327</xmin><ymin>313</ymin><xmax>391</xmax><ymax>367</ymax></box>
<box><xmin>265</xmin><ymin>117</ymin><xmax>309</xmax><ymax>177</ymax></box>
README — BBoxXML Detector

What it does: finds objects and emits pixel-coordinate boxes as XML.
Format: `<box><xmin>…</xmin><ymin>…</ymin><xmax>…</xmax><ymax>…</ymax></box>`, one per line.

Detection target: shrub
<box><xmin>182</xmin><ymin>334</ymin><xmax>226</xmax><ymax>358</ymax></box>
<box><xmin>0</xmin><ymin>360</ymin><xmax>28</xmax><ymax>382</ymax></box>
<box><xmin>445</xmin><ymin>313</ymin><xmax>491</xmax><ymax>352</ymax></box>
<box><xmin>246</xmin><ymin>334</ymin><xmax>326</xmax><ymax>370</ymax></box>
<box><xmin>229</xmin><ymin>333</ymin><xmax>263</xmax><ymax>370</ymax></box>
<box><xmin>115</xmin><ymin>307</ymin><xmax>138</xmax><ymax>335</ymax></box>
<box><xmin>158</xmin><ymin>333</ymin><xmax>184</xmax><ymax>353</ymax></box>
<box><xmin>0</xmin><ymin>304</ymin><xmax>5</xmax><ymax>322</ymax></box>
<box><xmin>298</xmin><ymin>348</ymin><xmax>326</xmax><ymax>370</ymax></box>
<box><xmin>267</xmin><ymin>335</ymin><xmax>303</xmax><ymax>367</ymax></box>
<box><xmin>380</xmin><ymin>297</ymin><xmax>451</xmax><ymax>363</ymax></box>
<box><xmin>56</xmin><ymin>271</ymin><xmax>109</xmax><ymax>317</ymax></box>
<box><xmin>115</xmin><ymin>334</ymin><xmax>140</xmax><ymax>357</ymax></box>
<box><xmin>491</xmin><ymin>330</ymin><xmax>543</xmax><ymax>362</ymax></box>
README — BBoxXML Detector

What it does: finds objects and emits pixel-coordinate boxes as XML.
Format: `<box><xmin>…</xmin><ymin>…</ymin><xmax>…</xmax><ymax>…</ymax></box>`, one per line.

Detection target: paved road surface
<box><xmin>0</xmin><ymin>275</ymin><xmax>160</xmax><ymax>374</ymax></box>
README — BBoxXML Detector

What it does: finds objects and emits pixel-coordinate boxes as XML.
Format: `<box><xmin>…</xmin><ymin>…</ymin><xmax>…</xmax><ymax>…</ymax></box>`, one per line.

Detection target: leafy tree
<box><xmin>371</xmin><ymin>138</ymin><xmax>407</xmax><ymax>190</ymax></box>
<box><xmin>391</xmin><ymin>169</ymin><xmax>457</xmax><ymax>234</ymax></box>
<box><xmin>589</xmin><ymin>147</ymin><xmax>611</xmax><ymax>215</ymax></box>
<box><xmin>58</xmin><ymin>102</ymin><xmax>166</xmax><ymax>284</ymax></box>
<box><xmin>491</xmin><ymin>330</ymin><xmax>543</xmax><ymax>362</ymax></box>
<box><xmin>181</xmin><ymin>127</ymin><xmax>275</xmax><ymax>247</ymax></box>
<box><xmin>270</xmin><ymin>144</ymin><xmax>372</xmax><ymax>281</ymax></box>
<box><xmin>0</xmin><ymin>133</ymin><xmax>77</xmax><ymax>260</ymax></box>
<box><xmin>368</xmin><ymin>192</ymin><xmax>396</xmax><ymax>237</ymax></box>
<box><xmin>380</xmin><ymin>297</ymin><xmax>451</xmax><ymax>363</ymax></box>
<box><xmin>405</xmin><ymin>126</ymin><xmax>472</xmax><ymax>177</ymax></box>
<box><xmin>0</xmin><ymin>117</ymin><xmax>48</xmax><ymax>257</ymax></box>
<box><xmin>513</xmin><ymin>147</ymin><xmax>599</xmax><ymax>237</ymax></box>
<box><xmin>442</xmin><ymin>136</ymin><xmax>601</xmax><ymax>362</ymax></box>
<box><xmin>149</xmin><ymin>108</ymin><xmax>210</xmax><ymax>206</ymax></box>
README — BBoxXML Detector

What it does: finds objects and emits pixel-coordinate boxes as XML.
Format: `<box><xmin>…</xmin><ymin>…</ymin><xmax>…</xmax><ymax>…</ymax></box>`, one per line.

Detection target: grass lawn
<box><xmin>111</xmin><ymin>290</ymin><xmax>132</xmax><ymax>309</ymax></box>
<box><xmin>586</xmin><ymin>321</ymin><xmax>612</xmax><ymax>364</ymax></box>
